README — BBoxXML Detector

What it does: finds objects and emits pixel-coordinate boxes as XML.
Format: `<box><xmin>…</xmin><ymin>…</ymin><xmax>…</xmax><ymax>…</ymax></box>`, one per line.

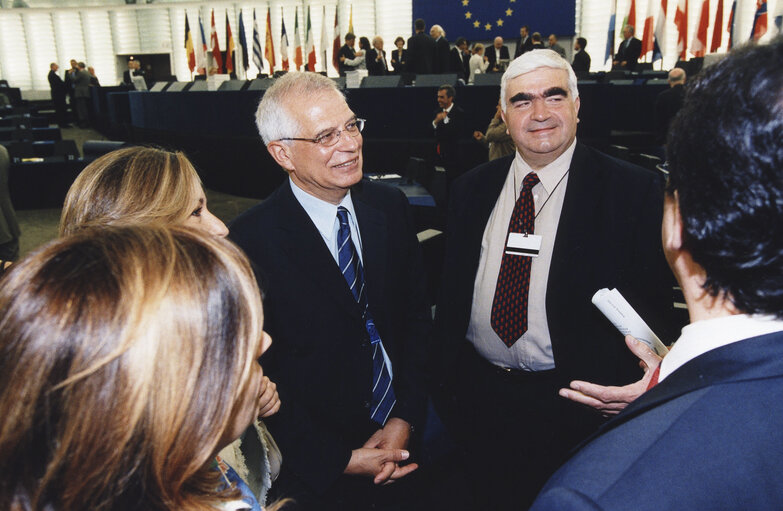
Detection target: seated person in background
<box><xmin>468</xmin><ymin>43</ymin><xmax>489</xmax><ymax>84</ymax></box>
<box><xmin>0</xmin><ymin>224</ymin><xmax>273</xmax><ymax>510</ymax></box>
<box><xmin>613</xmin><ymin>25</ymin><xmax>642</xmax><ymax>71</ymax></box>
<box><xmin>532</xmin><ymin>38</ymin><xmax>783</xmax><ymax>511</ymax></box>
<box><xmin>58</xmin><ymin>146</ymin><xmax>282</xmax><ymax>506</ymax></box>
<box><xmin>473</xmin><ymin>102</ymin><xmax>515</xmax><ymax>161</ymax></box>
<box><xmin>390</xmin><ymin>36</ymin><xmax>407</xmax><ymax>73</ymax></box>
<box><xmin>486</xmin><ymin>36</ymin><xmax>510</xmax><ymax>73</ymax></box>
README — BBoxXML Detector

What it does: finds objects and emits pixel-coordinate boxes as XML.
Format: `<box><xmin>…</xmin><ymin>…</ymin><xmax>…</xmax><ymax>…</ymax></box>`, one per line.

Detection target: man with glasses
<box><xmin>230</xmin><ymin>72</ymin><xmax>430</xmax><ymax>510</ymax></box>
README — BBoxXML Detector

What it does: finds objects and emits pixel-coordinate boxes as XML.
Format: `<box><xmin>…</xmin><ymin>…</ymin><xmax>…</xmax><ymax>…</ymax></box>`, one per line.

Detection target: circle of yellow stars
<box><xmin>462</xmin><ymin>0</ymin><xmax>516</xmax><ymax>31</ymax></box>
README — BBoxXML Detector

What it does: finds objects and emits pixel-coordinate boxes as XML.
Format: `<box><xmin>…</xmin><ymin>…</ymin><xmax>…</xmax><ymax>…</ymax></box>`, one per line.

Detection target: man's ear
<box><xmin>663</xmin><ymin>191</ymin><xmax>684</xmax><ymax>252</ymax></box>
<box><xmin>267</xmin><ymin>141</ymin><xmax>295</xmax><ymax>172</ymax></box>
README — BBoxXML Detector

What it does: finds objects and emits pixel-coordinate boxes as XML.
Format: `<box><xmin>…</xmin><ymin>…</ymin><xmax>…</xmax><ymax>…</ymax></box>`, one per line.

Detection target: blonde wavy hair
<box><xmin>0</xmin><ymin>225</ymin><xmax>264</xmax><ymax>510</ymax></box>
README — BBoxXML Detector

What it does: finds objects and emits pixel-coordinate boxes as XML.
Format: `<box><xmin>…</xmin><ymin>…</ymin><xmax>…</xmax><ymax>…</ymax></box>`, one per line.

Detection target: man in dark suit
<box><xmin>407</xmin><ymin>18</ymin><xmax>435</xmax><ymax>75</ymax></box>
<box><xmin>338</xmin><ymin>33</ymin><xmax>364</xmax><ymax>76</ymax></box>
<box><xmin>514</xmin><ymin>25</ymin><xmax>533</xmax><ymax>58</ymax></box>
<box><xmin>653</xmin><ymin>67</ymin><xmax>686</xmax><ymax>146</ymax></box>
<box><xmin>486</xmin><ymin>36</ymin><xmax>511</xmax><ymax>73</ymax></box>
<box><xmin>571</xmin><ymin>37</ymin><xmax>591</xmax><ymax>73</ymax></box>
<box><xmin>430</xmin><ymin>24</ymin><xmax>450</xmax><ymax>74</ymax></box>
<box><xmin>449</xmin><ymin>37</ymin><xmax>470</xmax><ymax>82</ymax></box>
<box><xmin>531</xmin><ymin>40</ymin><xmax>783</xmax><ymax>511</ymax></box>
<box><xmin>366</xmin><ymin>36</ymin><xmax>388</xmax><ymax>76</ymax></box>
<box><xmin>613</xmin><ymin>25</ymin><xmax>642</xmax><ymax>71</ymax></box>
<box><xmin>122</xmin><ymin>58</ymin><xmax>145</xmax><ymax>87</ymax></box>
<box><xmin>230</xmin><ymin>72</ymin><xmax>430</xmax><ymax>510</ymax></box>
<box><xmin>433</xmin><ymin>49</ymin><xmax>678</xmax><ymax>510</ymax></box>
<box><xmin>432</xmin><ymin>84</ymin><xmax>466</xmax><ymax>186</ymax></box>
<box><xmin>47</xmin><ymin>62</ymin><xmax>68</xmax><ymax>127</ymax></box>
<box><xmin>72</xmin><ymin>62</ymin><xmax>91</xmax><ymax>128</ymax></box>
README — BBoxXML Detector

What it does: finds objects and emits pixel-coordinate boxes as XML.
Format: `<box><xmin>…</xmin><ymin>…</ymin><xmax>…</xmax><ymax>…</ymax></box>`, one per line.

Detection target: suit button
<box><xmin>363</xmin><ymin>400</ymin><xmax>371</xmax><ymax>409</ymax></box>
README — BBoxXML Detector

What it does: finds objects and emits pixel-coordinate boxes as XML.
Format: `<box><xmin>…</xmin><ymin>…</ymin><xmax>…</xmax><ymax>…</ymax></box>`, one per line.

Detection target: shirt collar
<box><xmin>659</xmin><ymin>314</ymin><xmax>783</xmax><ymax>381</ymax></box>
<box><xmin>289</xmin><ymin>178</ymin><xmax>356</xmax><ymax>243</ymax></box>
<box><xmin>512</xmin><ymin>138</ymin><xmax>576</xmax><ymax>194</ymax></box>
<box><xmin>444</xmin><ymin>102</ymin><xmax>454</xmax><ymax>113</ymax></box>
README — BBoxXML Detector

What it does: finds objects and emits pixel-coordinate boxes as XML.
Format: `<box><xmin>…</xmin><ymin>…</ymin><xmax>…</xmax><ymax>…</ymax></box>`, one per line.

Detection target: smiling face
<box><xmin>268</xmin><ymin>91</ymin><xmax>363</xmax><ymax>204</ymax></box>
<box><xmin>502</xmin><ymin>67</ymin><xmax>580</xmax><ymax>169</ymax></box>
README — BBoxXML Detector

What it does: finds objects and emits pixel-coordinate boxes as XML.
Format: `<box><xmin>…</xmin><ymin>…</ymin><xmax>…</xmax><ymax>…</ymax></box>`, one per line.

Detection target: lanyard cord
<box><xmin>513</xmin><ymin>168</ymin><xmax>570</xmax><ymax>225</ymax></box>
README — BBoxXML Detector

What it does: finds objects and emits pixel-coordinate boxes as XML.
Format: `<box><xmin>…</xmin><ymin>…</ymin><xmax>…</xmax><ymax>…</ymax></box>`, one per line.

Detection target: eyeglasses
<box><xmin>279</xmin><ymin>118</ymin><xmax>366</xmax><ymax>147</ymax></box>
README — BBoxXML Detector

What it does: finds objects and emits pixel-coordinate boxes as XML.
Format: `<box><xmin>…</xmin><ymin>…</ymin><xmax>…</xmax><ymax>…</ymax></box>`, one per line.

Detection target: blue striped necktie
<box><xmin>336</xmin><ymin>206</ymin><xmax>396</xmax><ymax>425</ymax></box>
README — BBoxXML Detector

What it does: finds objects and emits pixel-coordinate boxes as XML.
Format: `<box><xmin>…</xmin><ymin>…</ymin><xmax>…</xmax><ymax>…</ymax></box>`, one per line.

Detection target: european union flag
<box><xmin>412</xmin><ymin>0</ymin><xmax>575</xmax><ymax>40</ymax></box>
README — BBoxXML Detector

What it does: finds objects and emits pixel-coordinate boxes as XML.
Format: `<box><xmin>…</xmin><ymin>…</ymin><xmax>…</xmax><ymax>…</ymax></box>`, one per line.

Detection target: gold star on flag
<box><xmin>473</xmin><ymin>20</ymin><xmax>480</xmax><ymax>27</ymax></box>
<box><xmin>510</xmin><ymin>0</ymin><xmax>516</xmax><ymax>2</ymax></box>
<box><xmin>462</xmin><ymin>0</ymin><xmax>469</xmax><ymax>5</ymax></box>
<box><xmin>497</xmin><ymin>19</ymin><xmax>504</xmax><ymax>26</ymax></box>
<box><xmin>506</xmin><ymin>8</ymin><xmax>513</xmax><ymax>16</ymax></box>
<box><xmin>465</xmin><ymin>11</ymin><xmax>472</xmax><ymax>19</ymax></box>
<box><xmin>485</xmin><ymin>22</ymin><xmax>492</xmax><ymax>30</ymax></box>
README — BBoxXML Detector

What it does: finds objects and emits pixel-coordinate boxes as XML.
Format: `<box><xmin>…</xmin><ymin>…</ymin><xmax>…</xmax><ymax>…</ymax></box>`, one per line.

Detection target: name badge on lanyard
<box><xmin>505</xmin><ymin>232</ymin><xmax>542</xmax><ymax>257</ymax></box>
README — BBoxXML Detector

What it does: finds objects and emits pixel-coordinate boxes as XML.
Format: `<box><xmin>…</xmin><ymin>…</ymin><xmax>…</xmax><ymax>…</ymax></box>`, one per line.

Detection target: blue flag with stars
<box><xmin>413</xmin><ymin>0</ymin><xmax>575</xmax><ymax>40</ymax></box>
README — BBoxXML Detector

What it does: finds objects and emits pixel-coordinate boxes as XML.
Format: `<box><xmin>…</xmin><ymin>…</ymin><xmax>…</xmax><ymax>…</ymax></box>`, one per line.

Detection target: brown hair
<box><xmin>59</xmin><ymin>146</ymin><xmax>202</xmax><ymax>236</ymax></box>
<box><xmin>0</xmin><ymin>225</ymin><xmax>264</xmax><ymax>510</ymax></box>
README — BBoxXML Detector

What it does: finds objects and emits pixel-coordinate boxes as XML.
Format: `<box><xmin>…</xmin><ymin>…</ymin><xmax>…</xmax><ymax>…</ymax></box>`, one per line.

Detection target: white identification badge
<box><xmin>505</xmin><ymin>232</ymin><xmax>542</xmax><ymax>257</ymax></box>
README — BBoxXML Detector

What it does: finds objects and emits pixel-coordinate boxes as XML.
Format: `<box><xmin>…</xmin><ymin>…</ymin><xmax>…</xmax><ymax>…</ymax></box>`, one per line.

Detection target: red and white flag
<box><xmin>751</xmin><ymin>0</ymin><xmax>768</xmax><ymax>41</ymax></box>
<box><xmin>675</xmin><ymin>0</ymin><xmax>689</xmax><ymax>60</ymax></box>
<box><xmin>280</xmin><ymin>8</ymin><xmax>290</xmax><ymax>71</ymax></box>
<box><xmin>332</xmin><ymin>7</ymin><xmax>340</xmax><ymax>73</ymax></box>
<box><xmin>691</xmin><ymin>0</ymin><xmax>709</xmax><ymax>57</ymax></box>
<box><xmin>641</xmin><ymin>0</ymin><xmax>656</xmax><ymax>56</ymax></box>
<box><xmin>306</xmin><ymin>6</ymin><xmax>316</xmax><ymax>71</ymax></box>
<box><xmin>265</xmin><ymin>7</ymin><xmax>275</xmax><ymax>70</ymax></box>
<box><xmin>623</xmin><ymin>0</ymin><xmax>637</xmax><ymax>32</ymax></box>
<box><xmin>294</xmin><ymin>7</ymin><xmax>303</xmax><ymax>71</ymax></box>
<box><xmin>210</xmin><ymin>9</ymin><xmax>223</xmax><ymax>72</ymax></box>
<box><xmin>710</xmin><ymin>0</ymin><xmax>724</xmax><ymax>52</ymax></box>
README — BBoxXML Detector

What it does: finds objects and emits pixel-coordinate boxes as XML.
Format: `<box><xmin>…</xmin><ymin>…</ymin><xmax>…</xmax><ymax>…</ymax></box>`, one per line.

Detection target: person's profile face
<box><xmin>502</xmin><ymin>67</ymin><xmax>579</xmax><ymax>169</ymax></box>
<box><xmin>182</xmin><ymin>184</ymin><xmax>229</xmax><ymax>238</ymax></box>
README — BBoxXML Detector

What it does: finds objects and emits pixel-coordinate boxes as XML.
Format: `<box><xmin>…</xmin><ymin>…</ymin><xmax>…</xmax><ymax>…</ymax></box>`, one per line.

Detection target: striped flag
<box><xmin>332</xmin><ymin>8</ymin><xmax>340</xmax><ymax>72</ymax></box>
<box><xmin>623</xmin><ymin>0</ymin><xmax>637</xmax><ymax>32</ymax></box>
<box><xmin>197</xmin><ymin>14</ymin><xmax>208</xmax><ymax>74</ymax></box>
<box><xmin>280</xmin><ymin>8</ymin><xmax>290</xmax><ymax>71</ymax></box>
<box><xmin>253</xmin><ymin>9</ymin><xmax>263</xmax><ymax>72</ymax></box>
<box><xmin>225</xmin><ymin>12</ymin><xmax>236</xmax><ymax>74</ymax></box>
<box><xmin>641</xmin><ymin>0</ymin><xmax>656</xmax><ymax>57</ymax></box>
<box><xmin>605</xmin><ymin>0</ymin><xmax>617</xmax><ymax>65</ymax></box>
<box><xmin>265</xmin><ymin>7</ymin><xmax>276</xmax><ymax>71</ymax></box>
<box><xmin>294</xmin><ymin>7</ymin><xmax>303</xmax><ymax>70</ymax></box>
<box><xmin>691</xmin><ymin>0</ymin><xmax>709</xmax><ymax>57</ymax></box>
<box><xmin>653</xmin><ymin>0</ymin><xmax>668</xmax><ymax>63</ymax></box>
<box><xmin>675</xmin><ymin>0</ymin><xmax>688</xmax><ymax>60</ymax></box>
<box><xmin>210</xmin><ymin>10</ymin><xmax>223</xmax><ymax>72</ymax></box>
<box><xmin>348</xmin><ymin>4</ymin><xmax>354</xmax><ymax>34</ymax></box>
<box><xmin>750</xmin><ymin>0</ymin><xmax>768</xmax><ymax>41</ymax></box>
<box><xmin>727</xmin><ymin>0</ymin><xmax>736</xmax><ymax>49</ymax></box>
<box><xmin>306</xmin><ymin>6</ymin><xmax>316</xmax><ymax>71</ymax></box>
<box><xmin>185</xmin><ymin>14</ymin><xmax>196</xmax><ymax>72</ymax></box>
<box><xmin>238</xmin><ymin>9</ymin><xmax>249</xmax><ymax>72</ymax></box>
<box><xmin>710</xmin><ymin>0</ymin><xmax>723</xmax><ymax>52</ymax></box>
<box><xmin>321</xmin><ymin>6</ymin><xmax>329</xmax><ymax>72</ymax></box>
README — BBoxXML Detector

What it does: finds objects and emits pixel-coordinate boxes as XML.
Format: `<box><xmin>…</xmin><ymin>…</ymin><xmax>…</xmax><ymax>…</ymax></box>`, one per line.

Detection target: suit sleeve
<box><xmin>530</xmin><ymin>487</ymin><xmax>607</xmax><ymax>511</ymax></box>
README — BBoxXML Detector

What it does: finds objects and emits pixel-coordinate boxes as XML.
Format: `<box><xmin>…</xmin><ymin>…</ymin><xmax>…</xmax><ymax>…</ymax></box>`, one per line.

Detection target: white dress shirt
<box><xmin>659</xmin><ymin>314</ymin><xmax>783</xmax><ymax>382</ymax></box>
<box><xmin>467</xmin><ymin>140</ymin><xmax>576</xmax><ymax>370</ymax></box>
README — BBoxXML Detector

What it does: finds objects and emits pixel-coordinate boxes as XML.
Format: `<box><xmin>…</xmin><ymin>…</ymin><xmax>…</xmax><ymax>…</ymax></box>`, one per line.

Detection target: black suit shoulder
<box><xmin>572</xmin><ymin>50</ymin><xmax>591</xmax><ymax>72</ymax></box>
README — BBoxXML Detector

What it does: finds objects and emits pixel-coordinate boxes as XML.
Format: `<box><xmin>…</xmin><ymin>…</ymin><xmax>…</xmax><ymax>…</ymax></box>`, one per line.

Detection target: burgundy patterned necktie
<box><xmin>491</xmin><ymin>172</ymin><xmax>540</xmax><ymax>347</ymax></box>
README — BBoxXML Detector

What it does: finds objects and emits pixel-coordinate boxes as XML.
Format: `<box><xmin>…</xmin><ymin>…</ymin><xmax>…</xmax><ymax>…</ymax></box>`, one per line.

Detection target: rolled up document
<box><xmin>591</xmin><ymin>288</ymin><xmax>669</xmax><ymax>357</ymax></box>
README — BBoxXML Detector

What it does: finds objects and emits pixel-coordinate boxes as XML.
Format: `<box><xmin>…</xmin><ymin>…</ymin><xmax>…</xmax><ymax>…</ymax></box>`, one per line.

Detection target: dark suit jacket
<box><xmin>434</xmin><ymin>104</ymin><xmax>466</xmax><ymax>179</ymax></box>
<box><xmin>48</xmin><ymin>71</ymin><xmax>66</xmax><ymax>99</ymax></box>
<box><xmin>571</xmin><ymin>50</ymin><xmax>591</xmax><ymax>73</ymax></box>
<box><xmin>337</xmin><ymin>44</ymin><xmax>358</xmax><ymax>76</ymax></box>
<box><xmin>434</xmin><ymin>144</ymin><xmax>678</xmax><ymax>426</ymax></box>
<box><xmin>615</xmin><ymin>37</ymin><xmax>642</xmax><ymax>70</ymax></box>
<box><xmin>532</xmin><ymin>331</ymin><xmax>783</xmax><ymax>511</ymax></box>
<box><xmin>653</xmin><ymin>84</ymin><xmax>685</xmax><ymax>145</ymax></box>
<box><xmin>407</xmin><ymin>32</ymin><xmax>435</xmax><ymax>74</ymax></box>
<box><xmin>448</xmin><ymin>47</ymin><xmax>469</xmax><ymax>81</ymax></box>
<box><xmin>515</xmin><ymin>36</ymin><xmax>534</xmax><ymax>58</ymax></box>
<box><xmin>486</xmin><ymin>45</ymin><xmax>511</xmax><ymax>72</ymax></box>
<box><xmin>433</xmin><ymin>37</ymin><xmax>450</xmax><ymax>74</ymax></box>
<box><xmin>229</xmin><ymin>180</ymin><xmax>431</xmax><ymax>498</ymax></box>
<box><xmin>390</xmin><ymin>48</ymin><xmax>408</xmax><ymax>73</ymax></box>
<box><xmin>366</xmin><ymin>48</ymin><xmax>387</xmax><ymax>75</ymax></box>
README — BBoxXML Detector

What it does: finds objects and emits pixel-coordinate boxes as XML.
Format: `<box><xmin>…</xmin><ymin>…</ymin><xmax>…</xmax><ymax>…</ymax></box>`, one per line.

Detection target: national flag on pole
<box><xmin>750</xmin><ymin>0</ymin><xmax>768</xmax><ymax>41</ymax></box>
<box><xmin>605</xmin><ymin>0</ymin><xmax>617</xmax><ymax>65</ymax></box>
<box><xmin>280</xmin><ymin>8</ymin><xmax>290</xmax><ymax>71</ymax></box>
<box><xmin>238</xmin><ymin>9</ymin><xmax>249</xmax><ymax>71</ymax></box>
<box><xmin>321</xmin><ymin>6</ymin><xmax>329</xmax><ymax>72</ymax></box>
<box><xmin>691</xmin><ymin>0</ymin><xmax>709</xmax><ymax>57</ymax></box>
<box><xmin>775</xmin><ymin>0</ymin><xmax>783</xmax><ymax>33</ymax></box>
<box><xmin>197</xmin><ymin>14</ymin><xmax>208</xmax><ymax>74</ymax></box>
<box><xmin>653</xmin><ymin>0</ymin><xmax>668</xmax><ymax>63</ymax></box>
<box><xmin>727</xmin><ymin>0</ymin><xmax>736</xmax><ymax>48</ymax></box>
<box><xmin>348</xmin><ymin>4</ymin><xmax>354</xmax><ymax>34</ymax></box>
<box><xmin>332</xmin><ymin>8</ymin><xmax>341</xmax><ymax>72</ymax></box>
<box><xmin>226</xmin><ymin>12</ymin><xmax>236</xmax><ymax>74</ymax></box>
<box><xmin>622</xmin><ymin>0</ymin><xmax>637</xmax><ymax>32</ymax></box>
<box><xmin>265</xmin><ymin>7</ymin><xmax>276</xmax><ymax>70</ymax></box>
<box><xmin>294</xmin><ymin>7</ymin><xmax>303</xmax><ymax>70</ymax></box>
<box><xmin>675</xmin><ymin>0</ymin><xmax>688</xmax><ymax>60</ymax></box>
<box><xmin>210</xmin><ymin>10</ymin><xmax>223</xmax><ymax>72</ymax></box>
<box><xmin>185</xmin><ymin>14</ymin><xmax>196</xmax><ymax>72</ymax></box>
<box><xmin>253</xmin><ymin>9</ymin><xmax>263</xmax><ymax>72</ymax></box>
<box><xmin>306</xmin><ymin>6</ymin><xmax>316</xmax><ymax>71</ymax></box>
<box><xmin>641</xmin><ymin>0</ymin><xmax>656</xmax><ymax>57</ymax></box>
<box><xmin>710</xmin><ymin>0</ymin><xmax>723</xmax><ymax>52</ymax></box>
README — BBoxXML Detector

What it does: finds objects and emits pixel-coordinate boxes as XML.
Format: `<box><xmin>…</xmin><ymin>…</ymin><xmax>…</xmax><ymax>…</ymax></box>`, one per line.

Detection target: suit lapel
<box><xmin>276</xmin><ymin>184</ymin><xmax>362</xmax><ymax>319</ymax></box>
<box><xmin>352</xmin><ymin>185</ymin><xmax>387</xmax><ymax>311</ymax></box>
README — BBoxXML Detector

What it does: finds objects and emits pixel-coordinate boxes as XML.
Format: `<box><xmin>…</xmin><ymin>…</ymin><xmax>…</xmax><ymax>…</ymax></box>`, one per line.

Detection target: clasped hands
<box><xmin>344</xmin><ymin>417</ymin><xmax>418</xmax><ymax>485</ymax></box>
<box><xmin>559</xmin><ymin>335</ymin><xmax>662</xmax><ymax>416</ymax></box>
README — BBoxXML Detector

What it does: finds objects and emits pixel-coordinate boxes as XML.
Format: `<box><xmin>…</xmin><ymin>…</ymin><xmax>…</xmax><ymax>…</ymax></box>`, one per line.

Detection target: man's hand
<box><xmin>434</xmin><ymin>111</ymin><xmax>448</xmax><ymax>124</ymax></box>
<box><xmin>473</xmin><ymin>130</ymin><xmax>484</xmax><ymax>141</ymax></box>
<box><xmin>558</xmin><ymin>335</ymin><xmax>662</xmax><ymax>416</ymax></box>
<box><xmin>257</xmin><ymin>376</ymin><xmax>281</xmax><ymax>418</ymax></box>
<box><xmin>356</xmin><ymin>418</ymin><xmax>417</xmax><ymax>484</ymax></box>
<box><xmin>344</xmin><ymin>447</ymin><xmax>417</xmax><ymax>484</ymax></box>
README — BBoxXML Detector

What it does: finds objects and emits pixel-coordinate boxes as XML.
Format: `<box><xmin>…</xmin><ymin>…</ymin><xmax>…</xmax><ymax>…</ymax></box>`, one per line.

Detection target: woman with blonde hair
<box><xmin>0</xmin><ymin>224</ymin><xmax>270</xmax><ymax>510</ymax></box>
<box><xmin>59</xmin><ymin>145</ymin><xmax>228</xmax><ymax>237</ymax></box>
<box><xmin>469</xmin><ymin>42</ymin><xmax>489</xmax><ymax>84</ymax></box>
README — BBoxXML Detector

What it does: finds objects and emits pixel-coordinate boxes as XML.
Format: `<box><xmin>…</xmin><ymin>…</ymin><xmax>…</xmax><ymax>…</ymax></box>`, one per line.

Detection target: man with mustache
<box><xmin>433</xmin><ymin>49</ymin><xmax>678</xmax><ymax>509</ymax></box>
<box><xmin>230</xmin><ymin>72</ymin><xmax>430</xmax><ymax>510</ymax></box>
